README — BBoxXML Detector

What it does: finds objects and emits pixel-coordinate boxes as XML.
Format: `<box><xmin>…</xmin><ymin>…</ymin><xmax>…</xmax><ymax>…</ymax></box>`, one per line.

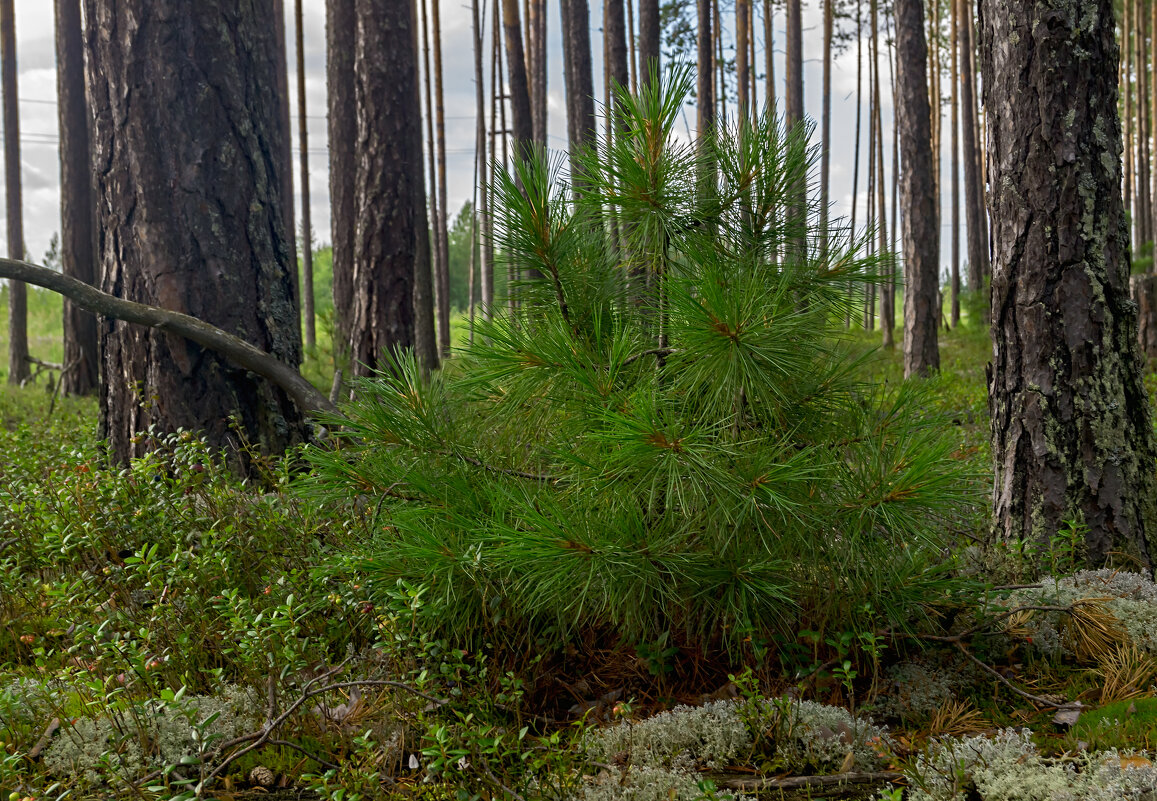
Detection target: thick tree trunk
<box><xmin>895</xmin><ymin>0</ymin><xmax>939</xmax><ymax>375</ymax></box>
<box><xmin>983</xmin><ymin>0</ymin><xmax>1157</xmax><ymax>565</ymax></box>
<box><xmin>351</xmin><ymin>0</ymin><xmax>436</xmax><ymax>375</ymax></box>
<box><xmin>294</xmin><ymin>0</ymin><xmax>315</xmax><ymax>349</ymax></box>
<box><xmin>639</xmin><ymin>0</ymin><xmax>660</xmax><ymax>92</ymax></box>
<box><xmin>55</xmin><ymin>0</ymin><xmax>98</xmax><ymax>395</ymax></box>
<box><xmin>327</xmin><ymin>0</ymin><xmax>356</xmax><ymax>355</ymax></box>
<box><xmin>959</xmin><ymin>0</ymin><xmax>987</xmax><ymax>291</ymax></box>
<box><xmin>84</xmin><ymin>0</ymin><xmax>307</xmax><ymax>465</ymax></box>
<box><xmin>1</xmin><ymin>0</ymin><xmax>27</xmax><ymax>386</ymax></box>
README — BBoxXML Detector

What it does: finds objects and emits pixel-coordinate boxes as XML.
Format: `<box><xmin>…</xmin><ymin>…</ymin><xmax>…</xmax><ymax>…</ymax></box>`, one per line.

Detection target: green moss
<box><xmin>1072</xmin><ymin>698</ymin><xmax>1157</xmax><ymax>751</ymax></box>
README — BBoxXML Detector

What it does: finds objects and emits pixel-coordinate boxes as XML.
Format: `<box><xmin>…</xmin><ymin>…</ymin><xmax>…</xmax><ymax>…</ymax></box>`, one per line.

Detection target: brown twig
<box><xmin>953</xmin><ymin>641</ymin><xmax>1074</xmax><ymax>711</ymax></box>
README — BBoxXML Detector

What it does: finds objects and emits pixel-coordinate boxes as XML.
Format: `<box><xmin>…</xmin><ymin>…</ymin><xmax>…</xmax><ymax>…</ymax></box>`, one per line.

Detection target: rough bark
<box><xmin>1</xmin><ymin>0</ymin><xmax>27</xmax><ymax>385</ymax></box>
<box><xmin>0</xmin><ymin>257</ymin><xmax>335</xmax><ymax>417</ymax></box>
<box><xmin>959</xmin><ymin>0</ymin><xmax>987</xmax><ymax>291</ymax></box>
<box><xmin>895</xmin><ymin>0</ymin><xmax>939</xmax><ymax>374</ymax></box>
<box><xmin>294</xmin><ymin>0</ymin><xmax>315</xmax><ymax>349</ymax></box>
<box><xmin>327</xmin><ymin>0</ymin><xmax>356</xmax><ymax>354</ymax></box>
<box><xmin>982</xmin><ymin>0</ymin><xmax>1157</xmax><ymax>565</ymax></box>
<box><xmin>55</xmin><ymin>0</ymin><xmax>98</xmax><ymax>395</ymax></box>
<box><xmin>351</xmin><ymin>0</ymin><xmax>436</xmax><ymax>375</ymax></box>
<box><xmin>639</xmin><ymin>0</ymin><xmax>660</xmax><ymax>92</ymax></box>
<box><xmin>84</xmin><ymin>0</ymin><xmax>308</xmax><ymax>465</ymax></box>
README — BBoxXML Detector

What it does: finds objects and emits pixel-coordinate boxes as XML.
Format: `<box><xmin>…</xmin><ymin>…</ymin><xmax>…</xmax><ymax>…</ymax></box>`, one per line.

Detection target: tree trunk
<box><xmin>1150</xmin><ymin>0</ymin><xmax>1156</xmax><ymax>252</ymax></box>
<box><xmin>697</xmin><ymin>0</ymin><xmax>713</xmax><ymax>140</ymax></box>
<box><xmin>736</xmin><ymin>0</ymin><xmax>750</xmax><ymax>120</ymax></box>
<box><xmin>420</xmin><ymin>0</ymin><xmax>446</xmax><ymax>353</ymax></box>
<box><xmin>950</xmin><ymin>0</ymin><xmax>961</xmax><ymax>327</ymax></box>
<box><xmin>983</xmin><ymin>0</ymin><xmax>1157</xmax><ymax>565</ymax></box>
<box><xmin>785</xmin><ymin>0</ymin><xmax>804</xmax><ymax>128</ymax></box>
<box><xmin>501</xmin><ymin>0</ymin><xmax>534</xmax><ymax>162</ymax></box>
<box><xmin>959</xmin><ymin>0</ymin><xmax>987</xmax><ymax>291</ymax></box>
<box><xmin>472</xmin><ymin>0</ymin><xmax>491</xmax><ymax>318</ymax></box>
<box><xmin>272</xmin><ymin>0</ymin><xmax>300</xmax><ymax>346</ymax></box>
<box><xmin>527</xmin><ymin>0</ymin><xmax>547</xmax><ymax>147</ymax></box>
<box><xmin>820</xmin><ymin>0</ymin><xmax>832</xmax><ymax>257</ymax></box>
<box><xmin>432</xmin><ymin>0</ymin><xmax>451</xmax><ymax>356</ymax></box>
<box><xmin>1136</xmin><ymin>0</ymin><xmax>1152</xmax><ymax>247</ymax></box>
<box><xmin>351</xmin><ymin>0</ymin><xmax>436</xmax><ymax>374</ymax></box>
<box><xmin>764</xmin><ymin>0</ymin><xmax>775</xmax><ymax>112</ymax></box>
<box><xmin>639</xmin><ymin>0</ymin><xmax>660</xmax><ymax>92</ymax></box>
<box><xmin>1124</xmin><ymin>0</ymin><xmax>1134</xmax><ymax>249</ymax></box>
<box><xmin>608</xmin><ymin>0</ymin><xmax>629</xmax><ymax>98</ymax></box>
<box><xmin>327</xmin><ymin>0</ymin><xmax>356</xmax><ymax>356</ymax></box>
<box><xmin>1</xmin><ymin>0</ymin><xmax>27</xmax><ymax>386</ymax></box>
<box><xmin>55</xmin><ymin>0</ymin><xmax>97</xmax><ymax>395</ymax></box>
<box><xmin>1133</xmin><ymin>274</ymin><xmax>1157</xmax><ymax>361</ymax></box>
<box><xmin>294</xmin><ymin>0</ymin><xmax>315</xmax><ymax>349</ymax></box>
<box><xmin>895</xmin><ymin>0</ymin><xmax>939</xmax><ymax>374</ymax></box>
<box><xmin>561</xmin><ymin>0</ymin><xmax>596</xmax><ymax>186</ymax></box>
<box><xmin>83</xmin><ymin>0</ymin><xmax>308</xmax><ymax>465</ymax></box>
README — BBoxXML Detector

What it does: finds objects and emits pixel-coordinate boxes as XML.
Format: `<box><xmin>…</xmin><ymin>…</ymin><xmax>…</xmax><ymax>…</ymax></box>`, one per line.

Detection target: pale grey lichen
<box><xmin>583</xmin><ymin>699</ymin><xmax>751</xmax><ymax>771</ymax></box>
<box><xmin>573</xmin><ymin>764</ymin><xmax>741</xmax><ymax>801</ymax></box>
<box><xmin>43</xmin><ymin>684</ymin><xmax>256</xmax><ymax>787</ymax></box>
<box><xmin>888</xmin><ymin>728</ymin><xmax>1157</xmax><ymax>801</ymax></box>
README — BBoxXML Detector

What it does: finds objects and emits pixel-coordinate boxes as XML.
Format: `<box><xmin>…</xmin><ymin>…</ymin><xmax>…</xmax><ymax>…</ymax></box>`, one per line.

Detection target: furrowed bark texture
<box><xmin>895</xmin><ymin>0</ymin><xmax>939</xmax><ymax>375</ymax></box>
<box><xmin>327</xmin><ymin>0</ymin><xmax>356</xmax><ymax>354</ymax></box>
<box><xmin>350</xmin><ymin>0</ymin><xmax>433</xmax><ymax>375</ymax></box>
<box><xmin>982</xmin><ymin>0</ymin><xmax>1157</xmax><ymax>565</ymax></box>
<box><xmin>55</xmin><ymin>0</ymin><xmax>98</xmax><ymax>395</ymax></box>
<box><xmin>84</xmin><ymin>0</ymin><xmax>307</xmax><ymax>466</ymax></box>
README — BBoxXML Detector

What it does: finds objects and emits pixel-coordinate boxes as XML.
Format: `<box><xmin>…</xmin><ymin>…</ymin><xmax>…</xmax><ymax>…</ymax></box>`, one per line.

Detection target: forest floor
<box><xmin>5</xmin><ymin>319</ymin><xmax>1157</xmax><ymax>800</ymax></box>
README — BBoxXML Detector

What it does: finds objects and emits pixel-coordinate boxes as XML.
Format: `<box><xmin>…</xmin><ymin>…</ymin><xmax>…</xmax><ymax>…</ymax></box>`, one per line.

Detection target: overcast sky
<box><xmin>5</xmin><ymin>3</ymin><xmax>966</xmax><ymax>277</ymax></box>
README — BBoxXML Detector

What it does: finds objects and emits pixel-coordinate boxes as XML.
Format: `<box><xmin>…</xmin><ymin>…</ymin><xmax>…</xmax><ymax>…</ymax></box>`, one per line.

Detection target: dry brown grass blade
<box><xmin>1092</xmin><ymin>643</ymin><xmax>1157</xmax><ymax>704</ymax></box>
<box><xmin>1062</xmin><ymin>599</ymin><xmax>1124</xmax><ymax>663</ymax></box>
<box><xmin>927</xmin><ymin>699</ymin><xmax>988</xmax><ymax>738</ymax></box>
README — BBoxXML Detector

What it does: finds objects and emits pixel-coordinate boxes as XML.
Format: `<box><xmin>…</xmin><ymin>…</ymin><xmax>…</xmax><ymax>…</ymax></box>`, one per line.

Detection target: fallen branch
<box><xmin>710</xmin><ymin>770</ymin><xmax>903</xmax><ymax>793</ymax></box>
<box><xmin>0</xmin><ymin>258</ymin><xmax>338</xmax><ymax>418</ymax></box>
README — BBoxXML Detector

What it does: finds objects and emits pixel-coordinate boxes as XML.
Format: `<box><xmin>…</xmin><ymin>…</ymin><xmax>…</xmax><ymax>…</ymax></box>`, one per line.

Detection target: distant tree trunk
<box><xmin>748</xmin><ymin>2</ymin><xmax>757</xmax><ymax>107</ymax></box>
<box><xmin>784</xmin><ymin>0</ymin><xmax>803</xmax><ymax>128</ymax></box>
<box><xmin>850</xmin><ymin>0</ymin><xmax>862</xmax><ymax>242</ymax></box>
<box><xmin>561</xmin><ymin>0</ymin><xmax>596</xmax><ymax>193</ymax></box>
<box><xmin>949</xmin><ymin>21</ymin><xmax>962</xmax><ymax>325</ymax></box>
<box><xmin>820</xmin><ymin>0</ymin><xmax>832</xmax><ymax>256</ymax></box>
<box><xmin>472</xmin><ymin>0</ymin><xmax>492</xmax><ymax>317</ymax></box>
<box><xmin>327</xmin><ymin>0</ymin><xmax>356</xmax><ymax>355</ymax></box>
<box><xmin>715</xmin><ymin>0</ymin><xmax>726</xmax><ymax>121</ymax></box>
<box><xmin>736</xmin><ymin>0</ymin><xmax>750</xmax><ymax>120</ymax></box>
<box><xmin>764</xmin><ymin>0</ymin><xmax>775</xmax><ymax>112</ymax></box>
<box><xmin>294</xmin><ymin>0</ymin><xmax>315</xmax><ymax>349</ymax></box>
<box><xmin>1151</xmin><ymin>0</ymin><xmax>1157</xmax><ymax>251</ymax></box>
<box><xmin>526</xmin><ymin>0</ymin><xmax>547</xmax><ymax>147</ymax></box>
<box><xmin>84</xmin><ymin>0</ymin><xmax>308</xmax><ymax>465</ymax></box>
<box><xmin>629</xmin><ymin>0</ymin><xmax>639</xmax><ymax>94</ymax></box>
<box><xmin>959</xmin><ymin>0</ymin><xmax>987</xmax><ymax>292</ymax></box>
<box><xmin>272</xmin><ymin>0</ymin><xmax>300</xmax><ymax>346</ymax></box>
<box><xmin>1</xmin><ymin>0</ymin><xmax>26</xmax><ymax>386</ymax></box>
<box><xmin>983</xmin><ymin>0</ymin><xmax>1157</xmax><ymax>564</ymax></box>
<box><xmin>895</xmin><ymin>0</ymin><xmax>939</xmax><ymax>375</ymax></box>
<box><xmin>55</xmin><ymin>0</ymin><xmax>97</xmax><ymax>395</ymax></box>
<box><xmin>501</xmin><ymin>0</ymin><xmax>534</xmax><ymax>163</ymax></box>
<box><xmin>420</xmin><ymin>0</ymin><xmax>447</xmax><ymax>353</ymax></box>
<box><xmin>432</xmin><ymin>0</ymin><xmax>451</xmax><ymax>356</ymax></box>
<box><xmin>1133</xmin><ymin>274</ymin><xmax>1157</xmax><ymax>360</ymax></box>
<box><xmin>608</xmin><ymin>0</ymin><xmax>629</xmax><ymax>98</ymax></box>
<box><xmin>351</xmin><ymin>0</ymin><xmax>436</xmax><ymax>373</ymax></box>
<box><xmin>639</xmin><ymin>0</ymin><xmax>660</xmax><ymax>91</ymax></box>
<box><xmin>873</xmin><ymin>0</ymin><xmax>892</xmax><ymax>347</ymax></box>
<box><xmin>697</xmin><ymin>0</ymin><xmax>714</xmax><ymax>141</ymax></box>
<box><xmin>1136</xmin><ymin>0</ymin><xmax>1152</xmax><ymax>247</ymax></box>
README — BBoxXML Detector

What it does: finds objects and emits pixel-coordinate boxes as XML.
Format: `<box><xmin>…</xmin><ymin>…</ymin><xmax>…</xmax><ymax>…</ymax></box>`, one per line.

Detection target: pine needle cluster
<box><xmin>306</xmin><ymin>70</ymin><xmax>979</xmax><ymax>658</ymax></box>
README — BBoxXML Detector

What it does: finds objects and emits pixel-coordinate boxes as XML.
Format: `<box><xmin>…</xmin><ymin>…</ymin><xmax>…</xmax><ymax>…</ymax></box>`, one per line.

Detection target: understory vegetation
<box><xmin>5</xmin><ymin>76</ymin><xmax>1157</xmax><ymax>801</ymax></box>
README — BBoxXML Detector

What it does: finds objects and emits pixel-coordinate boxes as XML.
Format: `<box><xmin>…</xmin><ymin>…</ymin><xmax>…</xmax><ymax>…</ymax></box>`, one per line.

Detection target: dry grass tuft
<box><xmin>1091</xmin><ymin>643</ymin><xmax>1157</xmax><ymax>704</ymax></box>
<box><xmin>927</xmin><ymin>699</ymin><xmax>988</xmax><ymax>738</ymax></box>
